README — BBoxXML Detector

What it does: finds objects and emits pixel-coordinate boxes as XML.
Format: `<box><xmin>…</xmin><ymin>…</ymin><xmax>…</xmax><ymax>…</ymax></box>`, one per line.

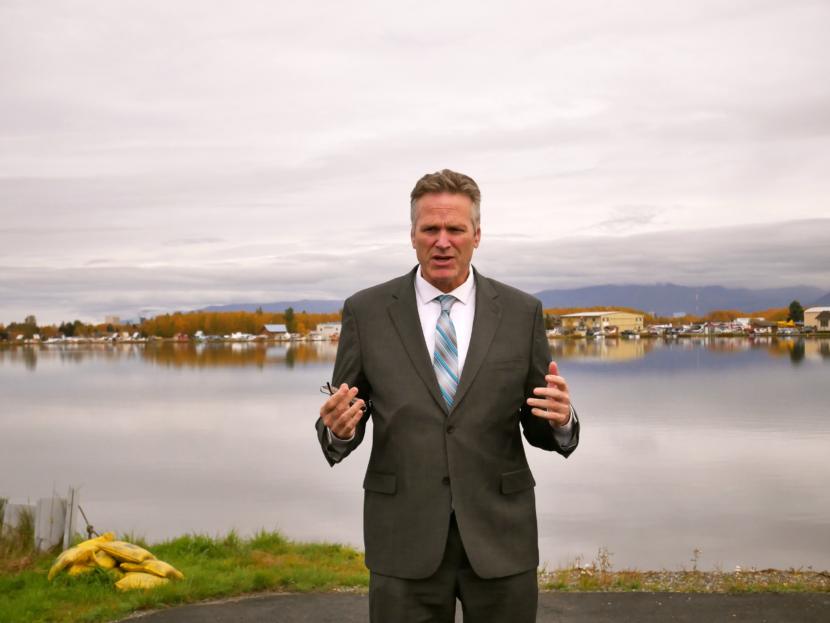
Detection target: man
<box><xmin>315</xmin><ymin>169</ymin><xmax>579</xmax><ymax>622</ymax></box>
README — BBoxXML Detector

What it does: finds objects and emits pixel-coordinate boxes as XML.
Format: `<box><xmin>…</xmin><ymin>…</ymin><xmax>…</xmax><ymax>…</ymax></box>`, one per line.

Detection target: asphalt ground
<box><xmin>122</xmin><ymin>591</ymin><xmax>830</xmax><ymax>622</ymax></box>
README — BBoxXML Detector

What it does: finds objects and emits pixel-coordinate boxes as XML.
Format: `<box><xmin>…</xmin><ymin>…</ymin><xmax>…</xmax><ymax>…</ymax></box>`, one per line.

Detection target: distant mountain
<box><xmin>532</xmin><ymin>284</ymin><xmax>825</xmax><ymax>316</ymax></box>
<box><xmin>201</xmin><ymin>299</ymin><xmax>343</xmax><ymax>314</ymax></box>
<box><xmin>809</xmin><ymin>292</ymin><xmax>830</xmax><ymax>307</ymax></box>
<box><xmin>197</xmin><ymin>284</ymin><xmax>827</xmax><ymax>317</ymax></box>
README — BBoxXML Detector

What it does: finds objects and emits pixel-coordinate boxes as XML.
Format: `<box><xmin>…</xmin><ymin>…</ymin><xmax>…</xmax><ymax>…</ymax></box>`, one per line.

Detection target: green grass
<box><xmin>537</xmin><ymin>566</ymin><xmax>830</xmax><ymax>593</ymax></box>
<box><xmin>537</xmin><ymin>548</ymin><xmax>830</xmax><ymax>593</ymax></box>
<box><xmin>0</xmin><ymin>529</ymin><xmax>369</xmax><ymax>623</ymax></box>
<box><xmin>0</xmin><ymin>503</ymin><xmax>35</xmax><ymax>561</ymax></box>
<box><xmin>3</xmin><ymin>535</ymin><xmax>830</xmax><ymax>623</ymax></box>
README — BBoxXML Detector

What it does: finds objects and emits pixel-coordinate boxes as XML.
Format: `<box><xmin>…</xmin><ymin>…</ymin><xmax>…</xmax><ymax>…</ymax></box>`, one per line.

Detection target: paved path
<box><xmin>123</xmin><ymin>591</ymin><xmax>830</xmax><ymax>622</ymax></box>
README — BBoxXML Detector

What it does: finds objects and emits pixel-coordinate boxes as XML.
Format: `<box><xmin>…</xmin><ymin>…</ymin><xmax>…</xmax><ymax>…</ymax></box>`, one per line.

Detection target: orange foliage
<box><xmin>138</xmin><ymin>310</ymin><xmax>341</xmax><ymax>338</ymax></box>
<box><xmin>750</xmin><ymin>307</ymin><xmax>789</xmax><ymax>322</ymax></box>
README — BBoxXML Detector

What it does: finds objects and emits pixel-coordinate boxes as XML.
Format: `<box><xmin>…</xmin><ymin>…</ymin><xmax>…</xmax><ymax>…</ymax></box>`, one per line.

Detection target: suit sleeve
<box><xmin>314</xmin><ymin>298</ymin><xmax>372</xmax><ymax>466</ymax></box>
<box><xmin>519</xmin><ymin>300</ymin><xmax>580</xmax><ymax>457</ymax></box>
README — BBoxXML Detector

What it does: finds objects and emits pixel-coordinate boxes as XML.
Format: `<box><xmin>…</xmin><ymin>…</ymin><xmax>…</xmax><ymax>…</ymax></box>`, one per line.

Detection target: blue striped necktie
<box><xmin>433</xmin><ymin>294</ymin><xmax>459</xmax><ymax>409</ymax></box>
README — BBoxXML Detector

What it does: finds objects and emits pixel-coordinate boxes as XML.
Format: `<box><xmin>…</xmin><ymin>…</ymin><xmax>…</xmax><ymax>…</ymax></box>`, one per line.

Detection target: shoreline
<box><xmin>2</xmin><ymin>332</ymin><xmax>830</xmax><ymax>346</ymax></box>
<box><xmin>3</xmin><ymin>531</ymin><xmax>829</xmax><ymax>622</ymax></box>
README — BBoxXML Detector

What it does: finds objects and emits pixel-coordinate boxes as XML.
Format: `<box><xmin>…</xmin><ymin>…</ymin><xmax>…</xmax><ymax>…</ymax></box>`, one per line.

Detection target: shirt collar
<box><xmin>415</xmin><ymin>265</ymin><xmax>476</xmax><ymax>306</ymax></box>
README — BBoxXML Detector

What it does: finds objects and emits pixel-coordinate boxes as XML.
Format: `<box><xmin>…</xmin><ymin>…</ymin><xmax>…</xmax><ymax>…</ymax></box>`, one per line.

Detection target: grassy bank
<box><xmin>1</xmin><ymin>532</ymin><xmax>828</xmax><ymax>623</ymax></box>
<box><xmin>539</xmin><ymin>566</ymin><xmax>830</xmax><ymax>592</ymax></box>
<box><xmin>0</xmin><ymin>530</ymin><xmax>368</xmax><ymax>623</ymax></box>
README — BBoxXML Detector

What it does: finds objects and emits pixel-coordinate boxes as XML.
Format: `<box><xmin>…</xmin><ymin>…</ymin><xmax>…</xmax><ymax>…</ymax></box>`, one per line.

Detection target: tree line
<box><xmin>0</xmin><ymin>308</ymin><xmax>341</xmax><ymax>340</ymax></box>
<box><xmin>1</xmin><ymin>301</ymin><xmax>807</xmax><ymax>341</ymax></box>
<box><xmin>543</xmin><ymin>301</ymin><xmax>805</xmax><ymax>327</ymax></box>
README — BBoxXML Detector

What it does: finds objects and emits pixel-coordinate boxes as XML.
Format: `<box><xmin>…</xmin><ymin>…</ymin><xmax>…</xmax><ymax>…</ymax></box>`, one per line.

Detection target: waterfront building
<box><xmin>560</xmin><ymin>311</ymin><xmax>644</xmax><ymax>333</ymax></box>
<box><xmin>804</xmin><ymin>307</ymin><xmax>830</xmax><ymax>331</ymax></box>
<box><xmin>315</xmin><ymin>322</ymin><xmax>342</xmax><ymax>338</ymax></box>
<box><xmin>261</xmin><ymin>324</ymin><xmax>289</xmax><ymax>339</ymax></box>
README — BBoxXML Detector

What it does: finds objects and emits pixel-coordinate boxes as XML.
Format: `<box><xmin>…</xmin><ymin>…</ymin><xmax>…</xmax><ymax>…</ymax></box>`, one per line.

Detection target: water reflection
<box><xmin>1</xmin><ymin>338</ymin><xmax>829</xmax><ymax>369</ymax></box>
<box><xmin>0</xmin><ymin>341</ymin><xmax>341</xmax><ymax>369</ymax></box>
<box><xmin>1</xmin><ymin>337</ymin><xmax>829</xmax><ymax>570</ymax></box>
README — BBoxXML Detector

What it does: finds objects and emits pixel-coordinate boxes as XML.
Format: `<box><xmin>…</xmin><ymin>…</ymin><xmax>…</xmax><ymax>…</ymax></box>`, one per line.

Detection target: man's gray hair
<box><xmin>410</xmin><ymin>169</ymin><xmax>481</xmax><ymax>229</ymax></box>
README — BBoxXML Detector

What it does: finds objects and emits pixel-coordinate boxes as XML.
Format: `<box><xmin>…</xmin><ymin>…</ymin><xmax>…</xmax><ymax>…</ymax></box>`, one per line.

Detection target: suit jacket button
<box><xmin>446</xmin><ymin>425</ymin><xmax>455</xmax><ymax>434</ymax></box>
<box><xmin>442</xmin><ymin>476</ymin><xmax>450</xmax><ymax>485</ymax></box>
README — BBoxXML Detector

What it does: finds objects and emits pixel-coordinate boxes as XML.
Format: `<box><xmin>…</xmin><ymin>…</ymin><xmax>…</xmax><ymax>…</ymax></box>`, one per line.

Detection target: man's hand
<box><xmin>526</xmin><ymin>361</ymin><xmax>571</xmax><ymax>427</ymax></box>
<box><xmin>320</xmin><ymin>383</ymin><xmax>366</xmax><ymax>440</ymax></box>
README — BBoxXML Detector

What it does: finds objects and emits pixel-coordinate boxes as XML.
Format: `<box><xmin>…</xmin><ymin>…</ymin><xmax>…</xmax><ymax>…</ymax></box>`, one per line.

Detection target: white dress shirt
<box><xmin>414</xmin><ymin>266</ymin><xmax>476</xmax><ymax>377</ymax></box>
<box><xmin>328</xmin><ymin>266</ymin><xmax>574</xmax><ymax>445</ymax></box>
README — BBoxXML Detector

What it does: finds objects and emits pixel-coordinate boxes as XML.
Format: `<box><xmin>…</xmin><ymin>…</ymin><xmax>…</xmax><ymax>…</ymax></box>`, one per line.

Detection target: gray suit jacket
<box><xmin>315</xmin><ymin>266</ymin><xmax>579</xmax><ymax>579</ymax></box>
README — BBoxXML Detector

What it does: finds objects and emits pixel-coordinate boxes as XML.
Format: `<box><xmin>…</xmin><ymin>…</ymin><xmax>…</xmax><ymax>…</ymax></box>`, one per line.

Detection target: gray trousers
<box><xmin>369</xmin><ymin>512</ymin><xmax>538</xmax><ymax>623</ymax></box>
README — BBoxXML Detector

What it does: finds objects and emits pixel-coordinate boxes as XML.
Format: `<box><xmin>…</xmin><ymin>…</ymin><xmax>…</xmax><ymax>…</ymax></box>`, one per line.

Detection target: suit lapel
<box><xmin>388</xmin><ymin>268</ymin><xmax>449</xmax><ymax>413</ymax></box>
<box><xmin>450</xmin><ymin>270</ymin><xmax>501</xmax><ymax>415</ymax></box>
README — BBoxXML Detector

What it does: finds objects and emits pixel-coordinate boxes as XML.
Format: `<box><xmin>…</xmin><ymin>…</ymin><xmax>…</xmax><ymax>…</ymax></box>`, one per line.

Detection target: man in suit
<box><xmin>315</xmin><ymin>169</ymin><xmax>579</xmax><ymax>622</ymax></box>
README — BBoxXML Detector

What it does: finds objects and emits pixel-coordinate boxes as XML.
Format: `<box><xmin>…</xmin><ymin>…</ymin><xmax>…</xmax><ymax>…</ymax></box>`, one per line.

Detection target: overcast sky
<box><xmin>1</xmin><ymin>0</ymin><xmax>829</xmax><ymax>323</ymax></box>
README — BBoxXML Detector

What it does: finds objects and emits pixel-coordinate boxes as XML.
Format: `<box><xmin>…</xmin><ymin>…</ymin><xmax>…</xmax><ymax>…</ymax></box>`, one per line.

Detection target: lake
<box><xmin>1</xmin><ymin>337</ymin><xmax>828</xmax><ymax>571</ymax></box>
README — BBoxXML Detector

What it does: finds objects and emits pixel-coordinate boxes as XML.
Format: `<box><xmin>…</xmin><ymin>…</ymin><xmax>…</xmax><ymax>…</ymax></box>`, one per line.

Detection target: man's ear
<box><xmin>410</xmin><ymin>226</ymin><xmax>416</xmax><ymax>248</ymax></box>
<box><xmin>473</xmin><ymin>226</ymin><xmax>481</xmax><ymax>248</ymax></box>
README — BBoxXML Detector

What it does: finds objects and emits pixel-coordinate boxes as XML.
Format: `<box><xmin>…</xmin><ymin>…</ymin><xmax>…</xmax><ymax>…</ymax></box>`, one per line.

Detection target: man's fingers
<box><xmin>331</xmin><ymin>399</ymin><xmax>365</xmax><ymax>438</ymax></box>
<box><xmin>532</xmin><ymin>387</ymin><xmax>568</xmax><ymax>401</ymax></box>
<box><xmin>530</xmin><ymin>406</ymin><xmax>570</xmax><ymax>425</ymax></box>
<box><xmin>530</xmin><ymin>405</ymin><xmax>569</xmax><ymax>417</ymax></box>
<box><xmin>527</xmin><ymin>397</ymin><xmax>569</xmax><ymax>412</ymax></box>
<box><xmin>544</xmin><ymin>374</ymin><xmax>568</xmax><ymax>390</ymax></box>
<box><xmin>548</xmin><ymin>361</ymin><xmax>559</xmax><ymax>378</ymax></box>
<box><xmin>323</xmin><ymin>384</ymin><xmax>357</xmax><ymax>414</ymax></box>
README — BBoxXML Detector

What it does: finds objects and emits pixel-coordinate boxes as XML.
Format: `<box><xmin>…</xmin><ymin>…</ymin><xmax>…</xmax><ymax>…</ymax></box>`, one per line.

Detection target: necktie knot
<box><xmin>436</xmin><ymin>294</ymin><xmax>456</xmax><ymax>314</ymax></box>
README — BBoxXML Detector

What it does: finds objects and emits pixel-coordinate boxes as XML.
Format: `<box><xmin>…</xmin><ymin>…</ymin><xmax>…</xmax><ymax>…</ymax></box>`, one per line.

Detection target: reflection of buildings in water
<box><xmin>3</xmin><ymin>338</ymin><xmax>828</xmax><ymax>368</ymax></box>
<box><xmin>0</xmin><ymin>341</ymin><xmax>340</xmax><ymax>369</ymax></box>
<box><xmin>0</xmin><ymin>342</ymin><xmax>141</xmax><ymax>369</ymax></box>
<box><xmin>706</xmin><ymin>337</ymin><xmax>752</xmax><ymax>353</ymax></box>
<box><xmin>768</xmin><ymin>338</ymin><xmax>830</xmax><ymax>363</ymax></box>
<box><xmin>548</xmin><ymin>338</ymin><xmax>650</xmax><ymax>362</ymax></box>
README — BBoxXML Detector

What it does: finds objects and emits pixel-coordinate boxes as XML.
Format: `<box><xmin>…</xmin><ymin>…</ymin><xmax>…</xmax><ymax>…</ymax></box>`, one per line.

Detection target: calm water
<box><xmin>2</xmin><ymin>338</ymin><xmax>829</xmax><ymax>571</ymax></box>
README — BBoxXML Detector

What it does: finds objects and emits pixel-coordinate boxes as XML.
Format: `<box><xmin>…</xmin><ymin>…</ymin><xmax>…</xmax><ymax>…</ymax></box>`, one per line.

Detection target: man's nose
<box><xmin>436</xmin><ymin>229</ymin><xmax>451</xmax><ymax>248</ymax></box>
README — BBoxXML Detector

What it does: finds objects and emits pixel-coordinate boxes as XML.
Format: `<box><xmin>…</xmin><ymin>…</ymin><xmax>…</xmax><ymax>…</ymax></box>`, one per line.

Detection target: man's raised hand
<box><xmin>320</xmin><ymin>383</ymin><xmax>366</xmax><ymax>440</ymax></box>
<box><xmin>526</xmin><ymin>361</ymin><xmax>571</xmax><ymax>427</ymax></box>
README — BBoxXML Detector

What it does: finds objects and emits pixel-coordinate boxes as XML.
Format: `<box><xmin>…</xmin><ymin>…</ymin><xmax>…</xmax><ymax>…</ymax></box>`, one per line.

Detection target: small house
<box><xmin>262</xmin><ymin>324</ymin><xmax>289</xmax><ymax>340</ymax></box>
<box><xmin>804</xmin><ymin>307</ymin><xmax>830</xmax><ymax>332</ymax></box>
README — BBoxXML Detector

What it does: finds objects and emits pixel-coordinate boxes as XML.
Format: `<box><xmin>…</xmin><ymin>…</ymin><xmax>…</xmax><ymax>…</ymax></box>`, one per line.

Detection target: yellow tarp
<box><xmin>47</xmin><ymin>532</ymin><xmax>116</xmax><ymax>581</ymax></box>
<box><xmin>98</xmin><ymin>540</ymin><xmax>156</xmax><ymax>564</ymax></box>
<box><xmin>92</xmin><ymin>549</ymin><xmax>118</xmax><ymax>570</ymax></box>
<box><xmin>115</xmin><ymin>572</ymin><xmax>170</xmax><ymax>591</ymax></box>
<box><xmin>48</xmin><ymin>532</ymin><xmax>183</xmax><ymax>591</ymax></box>
<box><xmin>120</xmin><ymin>559</ymin><xmax>184</xmax><ymax>580</ymax></box>
<box><xmin>66</xmin><ymin>562</ymin><xmax>96</xmax><ymax>577</ymax></box>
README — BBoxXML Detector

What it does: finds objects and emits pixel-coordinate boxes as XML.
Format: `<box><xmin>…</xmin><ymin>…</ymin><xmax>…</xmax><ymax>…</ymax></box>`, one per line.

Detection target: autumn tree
<box><xmin>788</xmin><ymin>300</ymin><xmax>804</xmax><ymax>323</ymax></box>
<box><xmin>284</xmin><ymin>307</ymin><xmax>297</xmax><ymax>333</ymax></box>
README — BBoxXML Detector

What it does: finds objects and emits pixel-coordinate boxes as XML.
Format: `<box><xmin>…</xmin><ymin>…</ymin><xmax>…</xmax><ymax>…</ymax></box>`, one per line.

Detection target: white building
<box><xmin>262</xmin><ymin>324</ymin><xmax>289</xmax><ymax>339</ymax></box>
<box><xmin>804</xmin><ymin>307</ymin><xmax>830</xmax><ymax>331</ymax></box>
<box><xmin>316</xmin><ymin>322</ymin><xmax>342</xmax><ymax>338</ymax></box>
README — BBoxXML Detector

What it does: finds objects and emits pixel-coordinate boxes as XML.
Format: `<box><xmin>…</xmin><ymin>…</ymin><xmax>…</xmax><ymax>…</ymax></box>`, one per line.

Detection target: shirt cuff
<box><xmin>327</xmin><ymin>427</ymin><xmax>355</xmax><ymax>447</ymax></box>
<box><xmin>550</xmin><ymin>404</ymin><xmax>575</xmax><ymax>445</ymax></box>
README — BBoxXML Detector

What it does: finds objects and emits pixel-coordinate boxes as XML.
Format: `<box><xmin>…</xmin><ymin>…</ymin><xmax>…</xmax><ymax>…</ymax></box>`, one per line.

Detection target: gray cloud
<box><xmin>586</xmin><ymin>205</ymin><xmax>664</xmax><ymax>234</ymax></box>
<box><xmin>1</xmin><ymin>219</ymin><xmax>827</xmax><ymax>324</ymax></box>
<box><xmin>1</xmin><ymin>1</ymin><xmax>828</xmax><ymax>322</ymax></box>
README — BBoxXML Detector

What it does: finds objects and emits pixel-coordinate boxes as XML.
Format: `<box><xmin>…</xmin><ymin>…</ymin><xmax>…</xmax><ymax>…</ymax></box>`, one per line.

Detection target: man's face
<box><xmin>411</xmin><ymin>192</ymin><xmax>481</xmax><ymax>293</ymax></box>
